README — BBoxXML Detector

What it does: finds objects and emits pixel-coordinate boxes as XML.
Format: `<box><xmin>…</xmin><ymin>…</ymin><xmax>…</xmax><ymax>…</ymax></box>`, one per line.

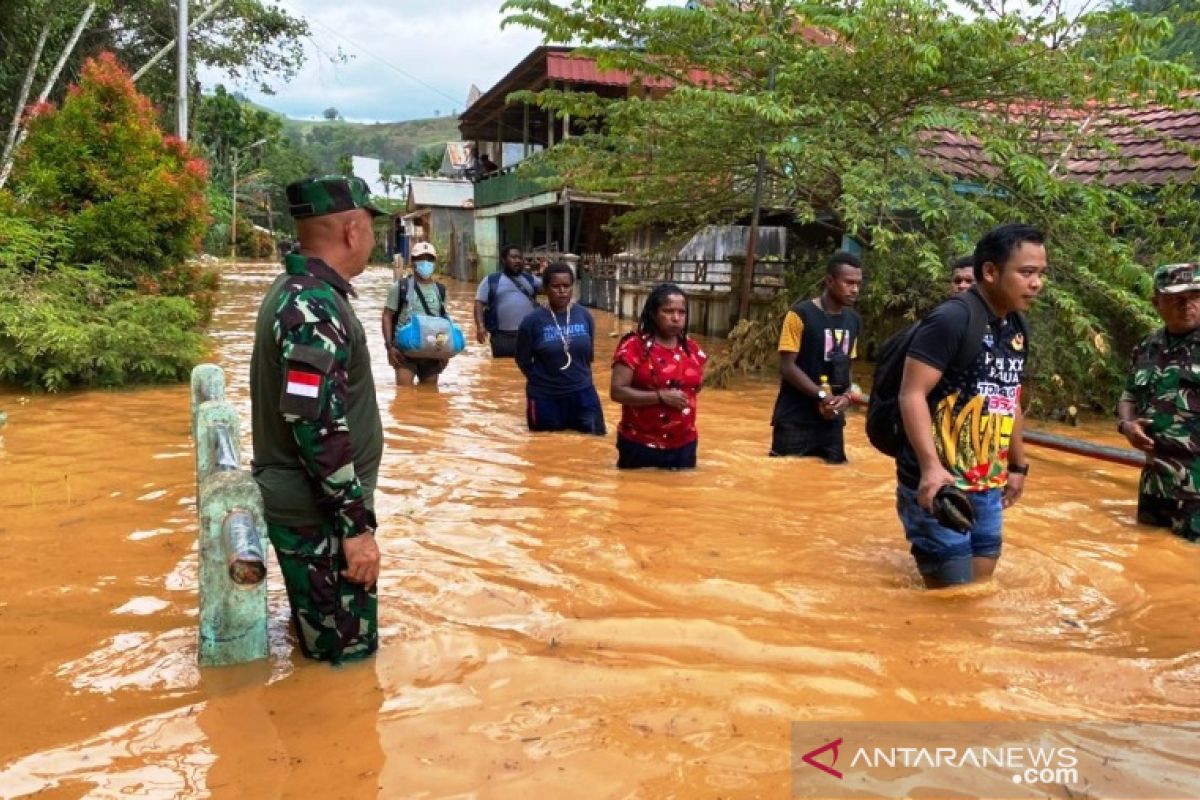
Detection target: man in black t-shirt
<box><xmin>949</xmin><ymin>254</ymin><xmax>975</xmax><ymax>295</ymax></box>
<box><xmin>769</xmin><ymin>251</ymin><xmax>863</xmax><ymax>463</ymax></box>
<box><xmin>896</xmin><ymin>224</ymin><xmax>1047</xmax><ymax>588</ymax></box>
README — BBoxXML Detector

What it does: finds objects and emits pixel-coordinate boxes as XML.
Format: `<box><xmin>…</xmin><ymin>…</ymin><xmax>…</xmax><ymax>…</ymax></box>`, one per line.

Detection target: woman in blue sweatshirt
<box><xmin>515</xmin><ymin>263</ymin><xmax>606</xmax><ymax>434</ymax></box>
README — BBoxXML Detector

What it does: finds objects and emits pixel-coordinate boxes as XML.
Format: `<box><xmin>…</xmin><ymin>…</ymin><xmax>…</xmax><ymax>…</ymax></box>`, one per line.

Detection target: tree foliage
<box><xmin>0</xmin><ymin>53</ymin><xmax>214</xmax><ymax>391</ymax></box>
<box><xmin>193</xmin><ymin>84</ymin><xmax>316</xmax><ymax>245</ymax></box>
<box><xmin>14</xmin><ymin>53</ymin><xmax>210</xmax><ymax>277</ymax></box>
<box><xmin>405</xmin><ymin>143</ymin><xmax>445</xmax><ymax>177</ymax></box>
<box><xmin>1118</xmin><ymin>0</ymin><xmax>1200</xmax><ymax>69</ymax></box>
<box><xmin>502</xmin><ymin>0</ymin><xmax>1200</xmax><ymax>412</ymax></box>
<box><xmin>0</xmin><ymin>0</ymin><xmax>314</xmax><ymax>151</ymax></box>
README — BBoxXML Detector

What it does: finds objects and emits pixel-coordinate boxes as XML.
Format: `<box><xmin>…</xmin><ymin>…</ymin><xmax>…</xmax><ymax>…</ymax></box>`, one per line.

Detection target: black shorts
<box><xmin>616</xmin><ymin>434</ymin><xmax>697</xmax><ymax>470</ymax></box>
<box><xmin>769</xmin><ymin>422</ymin><xmax>846</xmax><ymax>464</ymax></box>
<box><xmin>490</xmin><ymin>330</ymin><xmax>519</xmax><ymax>358</ymax></box>
<box><xmin>527</xmin><ymin>388</ymin><xmax>606</xmax><ymax>435</ymax></box>
<box><xmin>395</xmin><ymin>355</ymin><xmax>446</xmax><ymax>382</ymax></box>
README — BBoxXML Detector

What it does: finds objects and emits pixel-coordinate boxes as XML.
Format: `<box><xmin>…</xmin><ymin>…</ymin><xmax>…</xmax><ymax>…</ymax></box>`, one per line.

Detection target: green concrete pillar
<box><xmin>190</xmin><ymin>364</ymin><xmax>268</xmax><ymax>668</ymax></box>
<box><xmin>198</xmin><ymin>470</ymin><xmax>269</xmax><ymax>667</ymax></box>
<box><xmin>190</xmin><ymin>364</ymin><xmax>225</xmax><ymax>440</ymax></box>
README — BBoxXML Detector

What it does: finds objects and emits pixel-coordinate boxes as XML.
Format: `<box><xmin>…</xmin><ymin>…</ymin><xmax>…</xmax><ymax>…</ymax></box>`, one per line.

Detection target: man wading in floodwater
<box><xmin>1118</xmin><ymin>264</ymin><xmax>1200</xmax><ymax>542</ymax></box>
<box><xmin>474</xmin><ymin>245</ymin><xmax>541</xmax><ymax>358</ymax></box>
<box><xmin>249</xmin><ymin>175</ymin><xmax>385</xmax><ymax>663</ymax></box>
<box><xmin>896</xmin><ymin>224</ymin><xmax>1047</xmax><ymax>588</ymax></box>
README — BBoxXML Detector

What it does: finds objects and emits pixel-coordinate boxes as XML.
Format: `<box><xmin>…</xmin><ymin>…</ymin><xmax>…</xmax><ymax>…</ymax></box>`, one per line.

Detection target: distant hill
<box><xmin>275</xmin><ymin>112</ymin><xmax>462</xmax><ymax>175</ymax></box>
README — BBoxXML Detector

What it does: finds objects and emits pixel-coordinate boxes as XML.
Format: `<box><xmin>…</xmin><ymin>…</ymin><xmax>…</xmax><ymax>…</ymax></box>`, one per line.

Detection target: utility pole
<box><xmin>736</xmin><ymin>2</ymin><xmax>783</xmax><ymax>324</ymax></box>
<box><xmin>230</xmin><ymin>139</ymin><xmax>267</xmax><ymax>262</ymax></box>
<box><xmin>177</xmin><ymin>0</ymin><xmax>189</xmax><ymax>140</ymax></box>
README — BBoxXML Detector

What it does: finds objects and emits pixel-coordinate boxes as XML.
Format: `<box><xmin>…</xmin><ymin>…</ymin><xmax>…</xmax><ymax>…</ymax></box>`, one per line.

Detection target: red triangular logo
<box><xmin>802</xmin><ymin>738</ymin><xmax>843</xmax><ymax>779</ymax></box>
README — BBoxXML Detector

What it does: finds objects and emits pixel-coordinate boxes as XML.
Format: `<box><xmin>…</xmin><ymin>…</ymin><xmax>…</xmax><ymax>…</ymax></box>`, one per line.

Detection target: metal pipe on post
<box><xmin>845</xmin><ymin>393</ymin><xmax>1145</xmax><ymax>469</ymax></box>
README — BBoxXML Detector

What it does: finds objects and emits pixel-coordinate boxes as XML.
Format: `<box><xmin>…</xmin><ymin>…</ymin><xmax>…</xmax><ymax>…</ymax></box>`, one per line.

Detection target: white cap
<box><xmin>411</xmin><ymin>241</ymin><xmax>437</xmax><ymax>259</ymax></box>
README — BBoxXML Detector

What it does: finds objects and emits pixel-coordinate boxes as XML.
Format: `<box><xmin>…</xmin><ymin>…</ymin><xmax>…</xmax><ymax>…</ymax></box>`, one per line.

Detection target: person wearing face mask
<box><xmin>382</xmin><ymin>241</ymin><xmax>451</xmax><ymax>387</ymax></box>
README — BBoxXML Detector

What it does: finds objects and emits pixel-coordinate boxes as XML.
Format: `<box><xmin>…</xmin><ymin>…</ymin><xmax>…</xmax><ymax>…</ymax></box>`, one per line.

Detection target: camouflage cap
<box><xmin>286</xmin><ymin>175</ymin><xmax>385</xmax><ymax>219</ymax></box>
<box><xmin>1154</xmin><ymin>263</ymin><xmax>1200</xmax><ymax>294</ymax></box>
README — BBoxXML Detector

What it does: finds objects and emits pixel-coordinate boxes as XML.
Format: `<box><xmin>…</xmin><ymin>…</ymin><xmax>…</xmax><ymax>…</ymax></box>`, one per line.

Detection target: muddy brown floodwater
<box><xmin>1</xmin><ymin>262</ymin><xmax>1198</xmax><ymax>799</ymax></box>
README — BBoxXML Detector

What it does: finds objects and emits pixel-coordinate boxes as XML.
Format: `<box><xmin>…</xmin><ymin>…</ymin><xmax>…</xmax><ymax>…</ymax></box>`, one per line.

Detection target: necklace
<box><xmin>549</xmin><ymin>303</ymin><xmax>573</xmax><ymax>370</ymax></box>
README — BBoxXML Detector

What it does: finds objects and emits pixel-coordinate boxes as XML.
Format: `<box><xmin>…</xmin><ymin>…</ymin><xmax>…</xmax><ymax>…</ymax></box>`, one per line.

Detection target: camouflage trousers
<box><xmin>267</xmin><ymin>521</ymin><xmax>378</xmax><ymax>664</ymax></box>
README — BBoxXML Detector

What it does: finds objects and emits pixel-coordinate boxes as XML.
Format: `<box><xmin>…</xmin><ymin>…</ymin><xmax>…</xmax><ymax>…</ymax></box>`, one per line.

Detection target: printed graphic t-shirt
<box><xmin>896</xmin><ymin>300</ymin><xmax>1027</xmax><ymax>492</ymax></box>
<box><xmin>515</xmin><ymin>305</ymin><xmax>597</xmax><ymax>396</ymax></box>
<box><xmin>613</xmin><ymin>334</ymin><xmax>708</xmax><ymax>449</ymax></box>
<box><xmin>771</xmin><ymin>299</ymin><xmax>860</xmax><ymax>426</ymax></box>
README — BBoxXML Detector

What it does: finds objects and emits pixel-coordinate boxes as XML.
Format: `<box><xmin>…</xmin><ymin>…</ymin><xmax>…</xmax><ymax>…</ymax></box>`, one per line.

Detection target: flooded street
<box><xmin>1</xmin><ymin>262</ymin><xmax>1198</xmax><ymax>798</ymax></box>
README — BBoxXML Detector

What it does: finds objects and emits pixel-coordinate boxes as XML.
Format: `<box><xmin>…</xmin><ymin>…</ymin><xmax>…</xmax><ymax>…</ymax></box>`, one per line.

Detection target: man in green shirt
<box><xmin>249</xmin><ymin>175</ymin><xmax>385</xmax><ymax>663</ymax></box>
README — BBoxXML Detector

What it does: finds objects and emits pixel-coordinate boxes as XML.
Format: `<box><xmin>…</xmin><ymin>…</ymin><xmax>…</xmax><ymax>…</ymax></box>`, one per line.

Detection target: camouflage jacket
<box><xmin>1121</xmin><ymin>326</ymin><xmax>1200</xmax><ymax>498</ymax></box>
<box><xmin>250</xmin><ymin>255</ymin><xmax>383</xmax><ymax>537</ymax></box>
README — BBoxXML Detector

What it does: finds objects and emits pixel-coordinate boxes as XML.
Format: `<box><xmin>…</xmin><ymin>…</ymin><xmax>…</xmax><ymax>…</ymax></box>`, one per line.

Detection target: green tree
<box><xmin>503</xmin><ymin>0</ymin><xmax>1200</xmax><ymax>411</ymax></box>
<box><xmin>1117</xmin><ymin>0</ymin><xmax>1200</xmax><ymax>68</ymax></box>
<box><xmin>14</xmin><ymin>52</ymin><xmax>209</xmax><ymax>281</ymax></box>
<box><xmin>323</xmin><ymin>106</ymin><xmax>341</xmax><ymax>120</ymax></box>
<box><xmin>404</xmin><ymin>144</ymin><xmax>444</xmax><ymax>177</ymax></box>
<box><xmin>0</xmin><ymin>0</ymin><xmax>317</xmax><ymax>159</ymax></box>
<box><xmin>0</xmin><ymin>52</ymin><xmax>215</xmax><ymax>390</ymax></box>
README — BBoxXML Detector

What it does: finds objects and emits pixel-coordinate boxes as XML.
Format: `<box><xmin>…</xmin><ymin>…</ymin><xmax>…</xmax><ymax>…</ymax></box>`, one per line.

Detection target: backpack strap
<box><xmin>394</xmin><ymin>276</ymin><xmax>411</xmax><ymax>314</ymax></box>
<box><xmin>948</xmin><ymin>290</ymin><xmax>990</xmax><ymax>373</ymax></box>
<box><xmin>512</xmin><ymin>271</ymin><xmax>537</xmax><ymax>301</ymax></box>
<box><xmin>484</xmin><ymin>271</ymin><xmax>502</xmax><ymax>332</ymax></box>
<box><xmin>410</xmin><ymin>279</ymin><xmax>446</xmax><ymax>318</ymax></box>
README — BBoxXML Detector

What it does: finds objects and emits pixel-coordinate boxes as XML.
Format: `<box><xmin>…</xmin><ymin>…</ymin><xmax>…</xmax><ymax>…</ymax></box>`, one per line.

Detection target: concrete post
<box><xmin>191</xmin><ymin>365</ymin><xmax>269</xmax><ymax>667</ymax></box>
<box><xmin>197</xmin><ymin>471</ymin><xmax>269</xmax><ymax>666</ymax></box>
<box><xmin>190</xmin><ymin>364</ymin><xmax>225</xmax><ymax>441</ymax></box>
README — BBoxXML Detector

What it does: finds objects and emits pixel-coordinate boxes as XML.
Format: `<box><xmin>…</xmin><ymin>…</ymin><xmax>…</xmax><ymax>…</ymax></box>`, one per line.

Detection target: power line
<box><xmin>277</xmin><ymin>0</ymin><xmax>531</xmax><ymax>141</ymax></box>
<box><xmin>282</xmin><ymin>0</ymin><xmax>466</xmax><ymax>111</ymax></box>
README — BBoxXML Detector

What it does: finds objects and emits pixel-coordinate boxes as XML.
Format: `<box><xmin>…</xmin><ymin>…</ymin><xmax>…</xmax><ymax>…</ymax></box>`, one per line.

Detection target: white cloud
<box><xmin>199</xmin><ymin>0</ymin><xmax>545</xmax><ymax>121</ymax></box>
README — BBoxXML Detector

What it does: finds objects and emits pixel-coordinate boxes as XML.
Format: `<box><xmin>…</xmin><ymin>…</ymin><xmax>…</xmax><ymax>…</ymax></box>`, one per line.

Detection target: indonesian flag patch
<box><xmin>285</xmin><ymin>368</ymin><xmax>321</xmax><ymax>398</ymax></box>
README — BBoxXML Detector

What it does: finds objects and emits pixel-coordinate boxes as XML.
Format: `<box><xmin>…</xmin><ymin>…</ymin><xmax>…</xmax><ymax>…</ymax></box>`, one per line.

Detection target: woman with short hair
<box><xmin>610</xmin><ymin>283</ymin><xmax>708</xmax><ymax>469</ymax></box>
<box><xmin>515</xmin><ymin>263</ymin><xmax>606</xmax><ymax>434</ymax></box>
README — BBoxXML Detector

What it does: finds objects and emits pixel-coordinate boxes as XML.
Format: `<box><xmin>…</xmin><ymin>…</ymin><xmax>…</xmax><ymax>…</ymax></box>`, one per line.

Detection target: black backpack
<box><xmin>865</xmin><ymin>290</ymin><xmax>1027</xmax><ymax>457</ymax></box>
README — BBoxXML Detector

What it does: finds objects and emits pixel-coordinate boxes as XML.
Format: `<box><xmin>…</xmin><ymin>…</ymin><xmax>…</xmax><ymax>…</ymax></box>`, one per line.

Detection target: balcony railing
<box><xmin>473</xmin><ymin>158</ymin><xmax>561</xmax><ymax>207</ymax></box>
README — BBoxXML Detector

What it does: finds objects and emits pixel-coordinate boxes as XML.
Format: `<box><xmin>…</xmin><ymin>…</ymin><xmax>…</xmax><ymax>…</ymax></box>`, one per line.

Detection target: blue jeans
<box><xmin>896</xmin><ymin>484</ymin><xmax>1003</xmax><ymax>585</ymax></box>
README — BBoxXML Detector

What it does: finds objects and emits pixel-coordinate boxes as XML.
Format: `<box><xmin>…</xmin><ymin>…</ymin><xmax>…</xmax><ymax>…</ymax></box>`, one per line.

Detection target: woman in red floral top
<box><xmin>610</xmin><ymin>283</ymin><xmax>708</xmax><ymax>469</ymax></box>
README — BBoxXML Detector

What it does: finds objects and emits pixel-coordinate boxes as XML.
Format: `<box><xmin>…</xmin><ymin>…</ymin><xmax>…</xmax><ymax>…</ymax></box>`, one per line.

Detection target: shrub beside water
<box><xmin>0</xmin><ymin>53</ymin><xmax>214</xmax><ymax>391</ymax></box>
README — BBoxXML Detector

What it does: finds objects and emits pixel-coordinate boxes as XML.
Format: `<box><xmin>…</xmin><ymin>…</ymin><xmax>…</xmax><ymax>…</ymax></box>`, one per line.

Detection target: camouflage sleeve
<box><xmin>1120</xmin><ymin>340</ymin><xmax>1147</xmax><ymax>407</ymax></box>
<box><xmin>274</xmin><ymin>282</ymin><xmax>374</xmax><ymax>539</ymax></box>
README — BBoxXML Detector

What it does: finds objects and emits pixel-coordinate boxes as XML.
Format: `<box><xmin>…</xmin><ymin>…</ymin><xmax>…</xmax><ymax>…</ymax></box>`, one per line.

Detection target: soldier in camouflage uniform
<box><xmin>250</xmin><ymin>175</ymin><xmax>386</xmax><ymax>663</ymax></box>
<box><xmin>1118</xmin><ymin>263</ymin><xmax>1200</xmax><ymax>542</ymax></box>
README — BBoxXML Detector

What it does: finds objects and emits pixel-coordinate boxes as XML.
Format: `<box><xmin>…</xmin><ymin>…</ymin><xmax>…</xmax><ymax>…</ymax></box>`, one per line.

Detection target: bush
<box><xmin>12</xmin><ymin>53</ymin><xmax>210</xmax><ymax>286</ymax></box>
<box><xmin>0</xmin><ymin>260</ymin><xmax>204</xmax><ymax>391</ymax></box>
<box><xmin>0</xmin><ymin>53</ymin><xmax>216</xmax><ymax>391</ymax></box>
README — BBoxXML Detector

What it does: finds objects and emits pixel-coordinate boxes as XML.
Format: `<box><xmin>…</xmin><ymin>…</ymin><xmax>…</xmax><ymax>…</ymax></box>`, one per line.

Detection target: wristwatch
<box><xmin>816</xmin><ymin>389</ymin><xmax>829</xmax><ymax>401</ymax></box>
<box><xmin>1008</xmin><ymin>463</ymin><xmax>1029</xmax><ymax>475</ymax></box>
<box><xmin>1117</xmin><ymin>419</ymin><xmax>1130</xmax><ymax>434</ymax></box>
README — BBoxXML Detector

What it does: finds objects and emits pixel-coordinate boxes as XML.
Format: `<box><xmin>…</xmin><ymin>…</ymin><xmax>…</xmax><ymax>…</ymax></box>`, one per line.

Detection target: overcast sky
<box><xmin>198</xmin><ymin>0</ymin><xmax>547</xmax><ymax>122</ymax></box>
<box><xmin>198</xmin><ymin>0</ymin><xmax>1100</xmax><ymax>123</ymax></box>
